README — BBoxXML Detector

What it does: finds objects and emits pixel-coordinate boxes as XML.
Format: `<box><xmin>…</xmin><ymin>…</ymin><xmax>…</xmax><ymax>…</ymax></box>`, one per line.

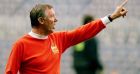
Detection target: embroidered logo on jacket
<box><xmin>51</xmin><ymin>43</ymin><xmax>59</xmax><ymax>54</ymax></box>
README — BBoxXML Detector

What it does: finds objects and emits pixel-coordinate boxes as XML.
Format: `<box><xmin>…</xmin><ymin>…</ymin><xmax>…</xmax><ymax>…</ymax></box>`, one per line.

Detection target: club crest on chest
<box><xmin>51</xmin><ymin>43</ymin><xmax>59</xmax><ymax>54</ymax></box>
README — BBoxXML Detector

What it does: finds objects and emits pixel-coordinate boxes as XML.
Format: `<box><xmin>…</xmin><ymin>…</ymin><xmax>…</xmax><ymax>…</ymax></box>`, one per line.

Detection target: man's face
<box><xmin>41</xmin><ymin>8</ymin><xmax>57</xmax><ymax>34</ymax></box>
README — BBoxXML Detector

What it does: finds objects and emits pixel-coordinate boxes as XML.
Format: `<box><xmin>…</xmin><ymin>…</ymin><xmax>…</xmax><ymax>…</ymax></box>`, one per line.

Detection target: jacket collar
<box><xmin>28</xmin><ymin>31</ymin><xmax>48</xmax><ymax>39</ymax></box>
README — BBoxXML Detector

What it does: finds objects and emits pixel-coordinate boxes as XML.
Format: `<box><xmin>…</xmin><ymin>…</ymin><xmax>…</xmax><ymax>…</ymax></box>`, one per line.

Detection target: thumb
<box><xmin>120</xmin><ymin>10</ymin><xmax>128</xmax><ymax>15</ymax></box>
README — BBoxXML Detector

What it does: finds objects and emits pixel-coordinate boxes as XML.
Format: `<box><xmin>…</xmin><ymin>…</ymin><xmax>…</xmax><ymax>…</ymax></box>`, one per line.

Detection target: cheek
<box><xmin>44</xmin><ymin>20</ymin><xmax>51</xmax><ymax>25</ymax></box>
<box><xmin>49</xmin><ymin>17</ymin><xmax>55</xmax><ymax>22</ymax></box>
<box><xmin>47</xmin><ymin>19</ymin><xmax>54</xmax><ymax>24</ymax></box>
<box><xmin>47</xmin><ymin>21</ymin><xmax>53</xmax><ymax>26</ymax></box>
<box><xmin>44</xmin><ymin>21</ymin><xmax>52</xmax><ymax>28</ymax></box>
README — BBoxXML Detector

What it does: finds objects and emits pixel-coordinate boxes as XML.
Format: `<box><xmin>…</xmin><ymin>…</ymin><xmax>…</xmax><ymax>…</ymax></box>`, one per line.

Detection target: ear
<box><xmin>38</xmin><ymin>17</ymin><xmax>44</xmax><ymax>24</ymax></box>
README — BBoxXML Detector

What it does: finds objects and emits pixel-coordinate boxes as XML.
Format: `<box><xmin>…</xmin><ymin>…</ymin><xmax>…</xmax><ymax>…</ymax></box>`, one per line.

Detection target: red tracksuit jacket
<box><xmin>5</xmin><ymin>19</ymin><xmax>106</xmax><ymax>74</ymax></box>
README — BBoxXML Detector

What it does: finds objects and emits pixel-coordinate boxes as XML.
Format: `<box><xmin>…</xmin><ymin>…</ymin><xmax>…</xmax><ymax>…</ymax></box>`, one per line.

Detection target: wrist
<box><xmin>108</xmin><ymin>15</ymin><xmax>113</xmax><ymax>22</ymax></box>
<box><xmin>110</xmin><ymin>14</ymin><xmax>118</xmax><ymax>20</ymax></box>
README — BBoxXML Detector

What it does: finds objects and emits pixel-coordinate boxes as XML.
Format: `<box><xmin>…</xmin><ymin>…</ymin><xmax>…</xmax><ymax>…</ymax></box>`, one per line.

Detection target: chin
<box><xmin>48</xmin><ymin>30</ymin><xmax>54</xmax><ymax>34</ymax></box>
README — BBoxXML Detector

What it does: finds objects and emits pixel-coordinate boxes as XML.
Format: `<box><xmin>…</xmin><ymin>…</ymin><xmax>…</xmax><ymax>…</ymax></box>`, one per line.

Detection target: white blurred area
<box><xmin>0</xmin><ymin>0</ymin><xmax>140</xmax><ymax>74</ymax></box>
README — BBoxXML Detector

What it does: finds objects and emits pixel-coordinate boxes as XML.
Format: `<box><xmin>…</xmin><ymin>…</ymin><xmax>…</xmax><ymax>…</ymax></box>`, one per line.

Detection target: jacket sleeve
<box><xmin>61</xmin><ymin>19</ymin><xmax>106</xmax><ymax>52</ymax></box>
<box><xmin>5</xmin><ymin>41</ymin><xmax>23</xmax><ymax>74</ymax></box>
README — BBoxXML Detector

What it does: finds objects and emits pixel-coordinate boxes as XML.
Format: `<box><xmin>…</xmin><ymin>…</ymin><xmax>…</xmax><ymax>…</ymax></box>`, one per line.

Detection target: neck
<box><xmin>32</xmin><ymin>27</ymin><xmax>49</xmax><ymax>36</ymax></box>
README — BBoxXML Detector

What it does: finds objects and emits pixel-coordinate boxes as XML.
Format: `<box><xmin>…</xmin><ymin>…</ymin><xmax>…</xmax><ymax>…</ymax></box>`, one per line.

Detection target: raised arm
<box><xmin>58</xmin><ymin>0</ymin><xmax>128</xmax><ymax>52</ymax></box>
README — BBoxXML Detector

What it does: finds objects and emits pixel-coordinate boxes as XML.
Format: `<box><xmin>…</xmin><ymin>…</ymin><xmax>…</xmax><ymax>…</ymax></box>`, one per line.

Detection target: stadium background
<box><xmin>0</xmin><ymin>0</ymin><xmax>140</xmax><ymax>74</ymax></box>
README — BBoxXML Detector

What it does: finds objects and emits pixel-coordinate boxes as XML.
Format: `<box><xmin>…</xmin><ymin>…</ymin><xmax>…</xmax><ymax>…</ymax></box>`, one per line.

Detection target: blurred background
<box><xmin>0</xmin><ymin>0</ymin><xmax>140</xmax><ymax>74</ymax></box>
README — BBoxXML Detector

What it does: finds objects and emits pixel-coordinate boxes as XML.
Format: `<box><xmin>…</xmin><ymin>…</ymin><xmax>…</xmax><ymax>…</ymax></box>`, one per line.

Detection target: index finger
<box><xmin>120</xmin><ymin>0</ymin><xmax>128</xmax><ymax>7</ymax></box>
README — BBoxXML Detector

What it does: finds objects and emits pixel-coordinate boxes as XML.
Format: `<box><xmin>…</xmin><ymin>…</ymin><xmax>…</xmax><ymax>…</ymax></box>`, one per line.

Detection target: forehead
<box><xmin>44</xmin><ymin>8</ymin><xmax>55</xmax><ymax>16</ymax></box>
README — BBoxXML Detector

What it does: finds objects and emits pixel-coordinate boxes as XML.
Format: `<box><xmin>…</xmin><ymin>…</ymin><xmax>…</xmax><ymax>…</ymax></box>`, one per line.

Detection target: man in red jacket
<box><xmin>5</xmin><ymin>0</ymin><xmax>128</xmax><ymax>74</ymax></box>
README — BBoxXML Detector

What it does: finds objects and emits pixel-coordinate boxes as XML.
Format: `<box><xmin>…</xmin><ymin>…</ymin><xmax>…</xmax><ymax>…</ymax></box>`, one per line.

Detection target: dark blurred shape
<box><xmin>73</xmin><ymin>15</ymin><xmax>103</xmax><ymax>74</ymax></box>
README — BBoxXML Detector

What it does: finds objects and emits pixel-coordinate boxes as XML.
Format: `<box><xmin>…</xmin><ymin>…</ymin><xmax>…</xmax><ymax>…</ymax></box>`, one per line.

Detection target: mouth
<box><xmin>52</xmin><ymin>26</ymin><xmax>55</xmax><ymax>29</ymax></box>
<box><xmin>53</xmin><ymin>24</ymin><xmax>55</xmax><ymax>29</ymax></box>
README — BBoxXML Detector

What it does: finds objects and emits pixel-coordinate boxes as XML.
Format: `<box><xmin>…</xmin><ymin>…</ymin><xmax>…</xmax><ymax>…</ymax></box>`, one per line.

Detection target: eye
<box><xmin>50</xmin><ymin>14</ymin><xmax>55</xmax><ymax>18</ymax></box>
